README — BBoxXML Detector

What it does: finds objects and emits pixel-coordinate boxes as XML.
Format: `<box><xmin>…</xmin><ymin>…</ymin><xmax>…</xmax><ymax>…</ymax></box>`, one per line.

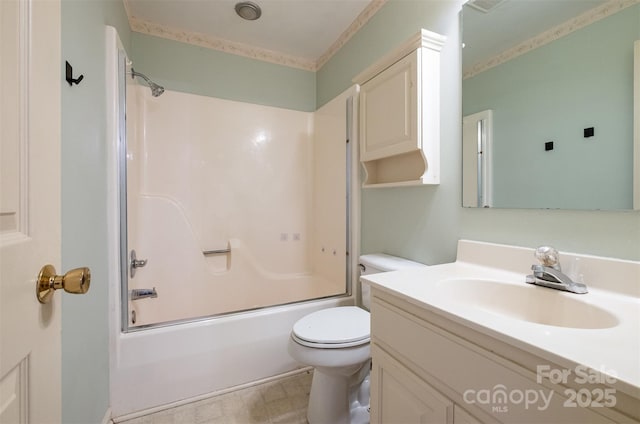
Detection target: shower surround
<box><xmin>126</xmin><ymin>85</ymin><xmax>348</xmax><ymax>327</ymax></box>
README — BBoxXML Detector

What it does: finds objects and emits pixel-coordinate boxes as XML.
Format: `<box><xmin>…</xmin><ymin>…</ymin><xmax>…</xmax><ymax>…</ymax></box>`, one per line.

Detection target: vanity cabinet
<box><xmin>370</xmin><ymin>290</ymin><xmax>636</xmax><ymax>423</ymax></box>
<box><xmin>371</xmin><ymin>344</ymin><xmax>454</xmax><ymax>423</ymax></box>
<box><xmin>353</xmin><ymin>29</ymin><xmax>445</xmax><ymax>187</ymax></box>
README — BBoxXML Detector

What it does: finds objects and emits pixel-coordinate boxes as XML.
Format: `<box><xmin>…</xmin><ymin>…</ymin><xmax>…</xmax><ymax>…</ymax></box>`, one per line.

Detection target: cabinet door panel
<box><xmin>454</xmin><ymin>405</ymin><xmax>483</xmax><ymax>424</ymax></box>
<box><xmin>360</xmin><ymin>51</ymin><xmax>418</xmax><ymax>161</ymax></box>
<box><xmin>372</xmin><ymin>344</ymin><xmax>453</xmax><ymax>424</ymax></box>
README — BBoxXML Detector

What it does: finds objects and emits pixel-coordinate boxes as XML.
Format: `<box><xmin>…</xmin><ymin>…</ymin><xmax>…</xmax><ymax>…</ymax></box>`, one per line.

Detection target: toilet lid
<box><xmin>292</xmin><ymin>306</ymin><xmax>370</xmax><ymax>348</ymax></box>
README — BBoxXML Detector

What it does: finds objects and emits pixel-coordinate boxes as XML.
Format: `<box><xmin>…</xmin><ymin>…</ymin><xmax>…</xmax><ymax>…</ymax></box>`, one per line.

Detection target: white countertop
<box><xmin>361</xmin><ymin>241</ymin><xmax>640</xmax><ymax>399</ymax></box>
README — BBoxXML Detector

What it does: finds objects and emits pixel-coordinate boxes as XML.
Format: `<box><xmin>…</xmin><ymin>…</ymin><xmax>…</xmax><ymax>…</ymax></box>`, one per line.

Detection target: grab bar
<box><xmin>203</xmin><ymin>248</ymin><xmax>231</xmax><ymax>256</ymax></box>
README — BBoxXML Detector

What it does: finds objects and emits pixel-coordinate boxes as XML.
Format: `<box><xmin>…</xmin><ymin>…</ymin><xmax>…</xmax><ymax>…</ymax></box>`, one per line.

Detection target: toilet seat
<box><xmin>292</xmin><ymin>306</ymin><xmax>370</xmax><ymax>349</ymax></box>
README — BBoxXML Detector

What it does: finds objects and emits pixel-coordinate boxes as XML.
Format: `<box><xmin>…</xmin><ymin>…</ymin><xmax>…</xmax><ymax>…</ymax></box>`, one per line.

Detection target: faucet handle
<box><xmin>534</xmin><ymin>246</ymin><xmax>561</xmax><ymax>270</ymax></box>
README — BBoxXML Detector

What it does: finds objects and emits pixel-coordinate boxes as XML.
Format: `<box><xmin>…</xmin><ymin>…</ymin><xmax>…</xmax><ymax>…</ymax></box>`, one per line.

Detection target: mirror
<box><xmin>462</xmin><ymin>0</ymin><xmax>639</xmax><ymax>210</ymax></box>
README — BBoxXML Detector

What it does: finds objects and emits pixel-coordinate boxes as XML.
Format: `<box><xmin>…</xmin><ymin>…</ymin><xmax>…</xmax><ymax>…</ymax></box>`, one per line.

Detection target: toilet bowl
<box><xmin>288</xmin><ymin>254</ymin><xmax>427</xmax><ymax>424</ymax></box>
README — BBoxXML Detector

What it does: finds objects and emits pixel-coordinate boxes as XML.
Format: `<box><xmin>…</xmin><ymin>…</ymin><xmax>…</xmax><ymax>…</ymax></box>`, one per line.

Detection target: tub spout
<box><xmin>130</xmin><ymin>287</ymin><xmax>158</xmax><ymax>300</ymax></box>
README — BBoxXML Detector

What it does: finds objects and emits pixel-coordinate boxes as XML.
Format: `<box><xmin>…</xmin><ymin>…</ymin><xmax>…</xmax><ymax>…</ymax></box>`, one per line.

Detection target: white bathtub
<box><xmin>109</xmin><ymin>296</ymin><xmax>352</xmax><ymax>419</ymax></box>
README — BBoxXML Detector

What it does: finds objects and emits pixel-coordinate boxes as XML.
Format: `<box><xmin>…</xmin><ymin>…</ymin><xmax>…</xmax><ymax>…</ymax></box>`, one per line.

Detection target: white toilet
<box><xmin>288</xmin><ymin>254</ymin><xmax>427</xmax><ymax>424</ymax></box>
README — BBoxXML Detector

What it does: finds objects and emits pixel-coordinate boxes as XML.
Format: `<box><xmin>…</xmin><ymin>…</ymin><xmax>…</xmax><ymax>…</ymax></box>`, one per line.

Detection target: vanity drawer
<box><xmin>371</xmin><ymin>295</ymin><xmax>620</xmax><ymax>423</ymax></box>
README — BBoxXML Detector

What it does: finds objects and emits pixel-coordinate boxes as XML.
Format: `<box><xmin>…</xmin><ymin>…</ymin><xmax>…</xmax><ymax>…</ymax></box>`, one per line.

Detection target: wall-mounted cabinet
<box><xmin>354</xmin><ymin>29</ymin><xmax>446</xmax><ymax>188</ymax></box>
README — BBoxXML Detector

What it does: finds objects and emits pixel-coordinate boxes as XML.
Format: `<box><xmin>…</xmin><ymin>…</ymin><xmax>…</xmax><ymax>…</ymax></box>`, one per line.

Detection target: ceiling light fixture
<box><xmin>235</xmin><ymin>1</ymin><xmax>262</xmax><ymax>21</ymax></box>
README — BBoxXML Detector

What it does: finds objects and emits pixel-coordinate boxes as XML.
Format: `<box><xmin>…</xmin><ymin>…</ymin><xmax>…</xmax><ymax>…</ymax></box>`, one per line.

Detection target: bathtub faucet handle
<box><xmin>133</xmin><ymin>258</ymin><xmax>147</xmax><ymax>267</ymax></box>
<box><xmin>130</xmin><ymin>249</ymin><xmax>148</xmax><ymax>278</ymax></box>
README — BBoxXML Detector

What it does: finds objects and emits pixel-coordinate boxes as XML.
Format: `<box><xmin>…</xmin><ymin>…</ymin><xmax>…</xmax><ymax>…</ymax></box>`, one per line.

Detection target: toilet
<box><xmin>288</xmin><ymin>254</ymin><xmax>427</xmax><ymax>424</ymax></box>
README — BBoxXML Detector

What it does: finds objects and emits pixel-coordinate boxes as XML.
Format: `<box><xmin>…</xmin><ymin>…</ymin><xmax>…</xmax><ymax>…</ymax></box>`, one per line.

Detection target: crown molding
<box><xmin>124</xmin><ymin>0</ymin><xmax>386</xmax><ymax>72</ymax></box>
<box><xmin>316</xmin><ymin>0</ymin><xmax>388</xmax><ymax>70</ymax></box>
<box><xmin>464</xmin><ymin>0</ymin><xmax>640</xmax><ymax>80</ymax></box>
<box><xmin>128</xmin><ymin>16</ymin><xmax>317</xmax><ymax>71</ymax></box>
<box><xmin>353</xmin><ymin>29</ymin><xmax>446</xmax><ymax>85</ymax></box>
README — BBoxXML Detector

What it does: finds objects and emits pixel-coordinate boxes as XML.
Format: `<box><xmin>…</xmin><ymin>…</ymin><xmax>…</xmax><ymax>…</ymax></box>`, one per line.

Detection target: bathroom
<box><xmin>1</xmin><ymin>0</ymin><xmax>637</xmax><ymax>423</ymax></box>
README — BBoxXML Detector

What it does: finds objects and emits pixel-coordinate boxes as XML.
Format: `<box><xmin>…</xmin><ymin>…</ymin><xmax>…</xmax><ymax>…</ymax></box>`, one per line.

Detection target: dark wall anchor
<box><xmin>65</xmin><ymin>61</ymin><xmax>84</xmax><ymax>86</ymax></box>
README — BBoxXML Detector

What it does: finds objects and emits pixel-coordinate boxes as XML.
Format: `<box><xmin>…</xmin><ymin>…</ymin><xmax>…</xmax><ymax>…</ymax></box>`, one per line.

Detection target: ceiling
<box><xmin>125</xmin><ymin>0</ymin><xmax>374</xmax><ymax>67</ymax></box>
<box><xmin>125</xmin><ymin>0</ymin><xmax>618</xmax><ymax>73</ymax></box>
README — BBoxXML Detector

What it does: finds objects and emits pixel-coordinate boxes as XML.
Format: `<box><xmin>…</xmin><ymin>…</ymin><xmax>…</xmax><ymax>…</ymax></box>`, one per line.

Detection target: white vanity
<box><xmin>361</xmin><ymin>240</ymin><xmax>640</xmax><ymax>423</ymax></box>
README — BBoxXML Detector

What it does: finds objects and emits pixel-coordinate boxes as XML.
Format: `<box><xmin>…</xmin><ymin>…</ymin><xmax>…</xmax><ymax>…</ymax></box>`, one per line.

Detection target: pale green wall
<box><xmin>463</xmin><ymin>6</ymin><xmax>638</xmax><ymax>210</ymax></box>
<box><xmin>61</xmin><ymin>1</ymin><xmax>130</xmax><ymax>422</ymax></box>
<box><xmin>131</xmin><ymin>33</ymin><xmax>316</xmax><ymax>112</ymax></box>
<box><xmin>318</xmin><ymin>0</ymin><xmax>640</xmax><ymax>263</ymax></box>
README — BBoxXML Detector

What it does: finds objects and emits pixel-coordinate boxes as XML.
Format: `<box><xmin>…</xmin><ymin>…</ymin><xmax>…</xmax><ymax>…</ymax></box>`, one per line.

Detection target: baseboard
<box><xmin>101</xmin><ymin>407</ymin><xmax>112</xmax><ymax>424</ymax></box>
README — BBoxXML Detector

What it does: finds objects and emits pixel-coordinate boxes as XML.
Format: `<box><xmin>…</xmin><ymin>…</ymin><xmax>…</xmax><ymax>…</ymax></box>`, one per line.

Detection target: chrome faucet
<box><xmin>525</xmin><ymin>246</ymin><xmax>588</xmax><ymax>294</ymax></box>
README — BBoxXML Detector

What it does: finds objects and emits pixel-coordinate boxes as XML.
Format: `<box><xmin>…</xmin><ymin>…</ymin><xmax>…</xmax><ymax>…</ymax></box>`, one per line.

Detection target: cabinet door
<box><xmin>371</xmin><ymin>344</ymin><xmax>453</xmax><ymax>424</ymax></box>
<box><xmin>454</xmin><ymin>405</ymin><xmax>484</xmax><ymax>424</ymax></box>
<box><xmin>360</xmin><ymin>50</ymin><xmax>419</xmax><ymax>161</ymax></box>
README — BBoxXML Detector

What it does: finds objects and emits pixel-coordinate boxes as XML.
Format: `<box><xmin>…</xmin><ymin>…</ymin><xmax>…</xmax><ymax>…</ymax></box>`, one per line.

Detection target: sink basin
<box><xmin>433</xmin><ymin>278</ymin><xmax>619</xmax><ymax>329</ymax></box>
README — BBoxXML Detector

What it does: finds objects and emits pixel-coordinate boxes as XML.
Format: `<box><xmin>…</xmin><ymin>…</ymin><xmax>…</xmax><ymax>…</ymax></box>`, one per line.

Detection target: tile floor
<box><xmin>119</xmin><ymin>370</ymin><xmax>312</xmax><ymax>424</ymax></box>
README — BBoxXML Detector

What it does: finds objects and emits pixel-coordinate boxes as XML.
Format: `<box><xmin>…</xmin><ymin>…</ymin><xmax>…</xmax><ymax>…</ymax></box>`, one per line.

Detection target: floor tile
<box><xmin>119</xmin><ymin>370</ymin><xmax>312</xmax><ymax>424</ymax></box>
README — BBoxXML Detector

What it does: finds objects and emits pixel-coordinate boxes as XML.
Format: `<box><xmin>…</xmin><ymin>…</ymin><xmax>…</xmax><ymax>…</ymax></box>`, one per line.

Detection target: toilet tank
<box><xmin>359</xmin><ymin>253</ymin><xmax>428</xmax><ymax>310</ymax></box>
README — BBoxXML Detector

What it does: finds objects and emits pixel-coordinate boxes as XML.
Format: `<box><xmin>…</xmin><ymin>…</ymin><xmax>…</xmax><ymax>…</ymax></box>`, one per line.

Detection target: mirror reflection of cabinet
<box><xmin>354</xmin><ymin>29</ymin><xmax>446</xmax><ymax>188</ymax></box>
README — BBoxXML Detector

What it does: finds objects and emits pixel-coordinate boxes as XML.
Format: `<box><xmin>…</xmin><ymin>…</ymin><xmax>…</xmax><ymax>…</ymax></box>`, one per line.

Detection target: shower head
<box><xmin>149</xmin><ymin>82</ymin><xmax>165</xmax><ymax>97</ymax></box>
<box><xmin>131</xmin><ymin>68</ymin><xmax>165</xmax><ymax>97</ymax></box>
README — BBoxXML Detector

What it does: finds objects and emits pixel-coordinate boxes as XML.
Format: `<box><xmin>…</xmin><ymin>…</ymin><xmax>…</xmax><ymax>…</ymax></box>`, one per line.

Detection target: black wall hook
<box><xmin>65</xmin><ymin>61</ymin><xmax>84</xmax><ymax>86</ymax></box>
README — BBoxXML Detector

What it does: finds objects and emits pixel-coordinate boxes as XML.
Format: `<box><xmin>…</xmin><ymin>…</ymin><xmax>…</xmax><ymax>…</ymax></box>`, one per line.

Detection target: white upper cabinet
<box><xmin>354</xmin><ymin>29</ymin><xmax>446</xmax><ymax>187</ymax></box>
<box><xmin>359</xmin><ymin>51</ymin><xmax>418</xmax><ymax>161</ymax></box>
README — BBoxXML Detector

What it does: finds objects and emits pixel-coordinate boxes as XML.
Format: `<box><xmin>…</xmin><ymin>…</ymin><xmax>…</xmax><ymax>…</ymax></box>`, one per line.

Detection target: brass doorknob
<box><xmin>36</xmin><ymin>265</ymin><xmax>91</xmax><ymax>304</ymax></box>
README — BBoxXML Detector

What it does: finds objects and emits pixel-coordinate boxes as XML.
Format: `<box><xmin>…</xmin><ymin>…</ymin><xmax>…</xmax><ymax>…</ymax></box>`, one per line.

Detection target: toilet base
<box><xmin>307</xmin><ymin>361</ymin><xmax>370</xmax><ymax>424</ymax></box>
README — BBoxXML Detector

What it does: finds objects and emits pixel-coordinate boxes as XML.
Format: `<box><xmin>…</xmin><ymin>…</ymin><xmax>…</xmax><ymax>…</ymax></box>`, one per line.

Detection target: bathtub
<box><xmin>109</xmin><ymin>296</ymin><xmax>353</xmax><ymax>419</ymax></box>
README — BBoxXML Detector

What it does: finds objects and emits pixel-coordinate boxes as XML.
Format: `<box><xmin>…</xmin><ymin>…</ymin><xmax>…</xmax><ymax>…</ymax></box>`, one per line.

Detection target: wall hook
<box><xmin>65</xmin><ymin>61</ymin><xmax>84</xmax><ymax>86</ymax></box>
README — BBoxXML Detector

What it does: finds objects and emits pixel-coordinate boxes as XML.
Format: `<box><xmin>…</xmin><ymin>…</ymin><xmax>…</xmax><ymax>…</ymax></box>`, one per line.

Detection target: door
<box><xmin>1</xmin><ymin>0</ymin><xmax>62</xmax><ymax>422</ymax></box>
<box><xmin>462</xmin><ymin>110</ymin><xmax>493</xmax><ymax>208</ymax></box>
